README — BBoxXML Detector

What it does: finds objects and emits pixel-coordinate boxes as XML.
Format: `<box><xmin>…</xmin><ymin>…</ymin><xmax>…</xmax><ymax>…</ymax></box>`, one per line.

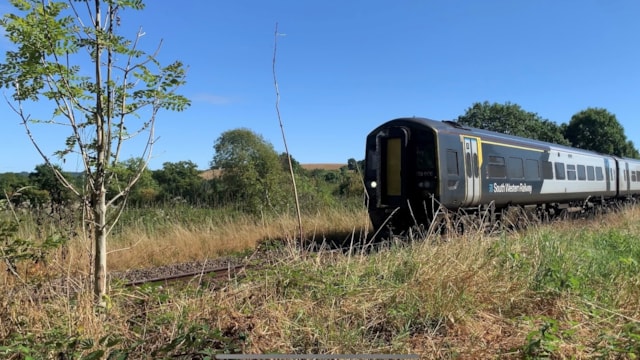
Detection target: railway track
<box><xmin>122</xmin><ymin>263</ymin><xmax>247</xmax><ymax>287</ymax></box>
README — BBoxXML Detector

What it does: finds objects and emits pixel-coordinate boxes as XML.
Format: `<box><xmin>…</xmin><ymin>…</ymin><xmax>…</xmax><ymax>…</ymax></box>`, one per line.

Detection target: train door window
<box><xmin>525</xmin><ymin>159</ymin><xmax>540</xmax><ymax>180</ymax></box>
<box><xmin>625</xmin><ymin>169</ymin><xmax>629</xmax><ymax>182</ymax></box>
<box><xmin>488</xmin><ymin>156</ymin><xmax>506</xmax><ymax>178</ymax></box>
<box><xmin>542</xmin><ymin>161</ymin><xmax>554</xmax><ymax>179</ymax></box>
<box><xmin>633</xmin><ymin>171</ymin><xmax>637</xmax><ymax>182</ymax></box>
<box><xmin>555</xmin><ymin>162</ymin><xmax>566</xmax><ymax>180</ymax></box>
<box><xmin>447</xmin><ymin>150</ymin><xmax>459</xmax><ymax>175</ymax></box>
<box><xmin>596</xmin><ymin>167</ymin><xmax>604</xmax><ymax>181</ymax></box>
<box><xmin>587</xmin><ymin>166</ymin><xmax>595</xmax><ymax>181</ymax></box>
<box><xmin>577</xmin><ymin>165</ymin><xmax>586</xmax><ymax>180</ymax></box>
<box><xmin>508</xmin><ymin>157</ymin><xmax>524</xmax><ymax>179</ymax></box>
<box><xmin>474</xmin><ymin>153</ymin><xmax>480</xmax><ymax>178</ymax></box>
<box><xmin>566</xmin><ymin>164</ymin><xmax>577</xmax><ymax>180</ymax></box>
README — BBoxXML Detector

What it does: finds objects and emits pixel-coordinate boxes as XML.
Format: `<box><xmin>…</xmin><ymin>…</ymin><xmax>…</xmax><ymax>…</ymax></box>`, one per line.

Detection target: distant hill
<box><xmin>300</xmin><ymin>163</ymin><xmax>345</xmax><ymax>171</ymax></box>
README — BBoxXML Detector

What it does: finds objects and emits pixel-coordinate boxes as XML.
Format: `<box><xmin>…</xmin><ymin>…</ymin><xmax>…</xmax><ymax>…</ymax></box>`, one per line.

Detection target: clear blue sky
<box><xmin>1</xmin><ymin>0</ymin><xmax>639</xmax><ymax>172</ymax></box>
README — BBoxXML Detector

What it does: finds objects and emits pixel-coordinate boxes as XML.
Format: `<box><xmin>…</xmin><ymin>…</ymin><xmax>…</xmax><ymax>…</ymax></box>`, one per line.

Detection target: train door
<box><xmin>379</xmin><ymin>127</ymin><xmax>409</xmax><ymax>208</ymax></box>
<box><xmin>463</xmin><ymin>137</ymin><xmax>481</xmax><ymax>206</ymax></box>
<box><xmin>605</xmin><ymin>158</ymin><xmax>612</xmax><ymax>193</ymax></box>
<box><xmin>620</xmin><ymin>160</ymin><xmax>630</xmax><ymax>197</ymax></box>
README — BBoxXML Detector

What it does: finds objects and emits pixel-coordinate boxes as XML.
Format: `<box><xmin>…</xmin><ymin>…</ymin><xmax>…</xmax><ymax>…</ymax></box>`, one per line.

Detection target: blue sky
<box><xmin>1</xmin><ymin>0</ymin><xmax>639</xmax><ymax>172</ymax></box>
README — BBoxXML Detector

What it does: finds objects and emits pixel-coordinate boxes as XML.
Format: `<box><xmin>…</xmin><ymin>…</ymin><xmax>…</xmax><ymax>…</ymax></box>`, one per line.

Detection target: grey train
<box><xmin>364</xmin><ymin>117</ymin><xmax>640</xmax><ymax>232</ymax></box>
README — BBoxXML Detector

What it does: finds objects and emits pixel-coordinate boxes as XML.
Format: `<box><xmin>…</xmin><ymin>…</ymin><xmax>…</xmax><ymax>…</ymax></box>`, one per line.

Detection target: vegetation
<box><xmin>456</xmin><ymin>101</ymin><xmax>570</xmax><ymax>145</ymax></box>
<box><xmin>1</xmin><ymin>198</ymin><xmax>639</xmax><ymax>357</ymax></box>
<box><xmin>457</xmin><ymin>101</ymin><xmax>640</xmax><ymax>158</ymax></box>
<box><xmin>565</xmin><ymin>107</ymin><xmax>640</xmax><ymax>158</ymax></box>
<box><xmin>1</xmin><ymin>1</ymin><xmax>638</xmax><ymax>357</ymax></box>
<box><xmin>0</xmin><ymin>0</ymin><xmax>190</xmax><ymax>300</ymax></box>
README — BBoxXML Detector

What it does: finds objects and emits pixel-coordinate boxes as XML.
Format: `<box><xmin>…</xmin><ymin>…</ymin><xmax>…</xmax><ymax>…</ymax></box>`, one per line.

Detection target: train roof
<box><xmin>374</xmin><ymin>117</ymin><xmax>618</xmax><ymax>159</ymax></box>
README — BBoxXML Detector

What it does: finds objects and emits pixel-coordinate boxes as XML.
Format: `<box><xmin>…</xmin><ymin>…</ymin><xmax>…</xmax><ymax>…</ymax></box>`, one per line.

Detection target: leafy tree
<box><xmin>29</xmin><ymin>164</ymin><xmax>73</xmax><ymax>207</ymax></box>
<box><xmin>0</xmin><ymin>172</ymin><xmax>29</xmax><ymax>206</ymax></box>
<box><xmin>624</xmin><ymin>141</ymin><xmax>640</xmax><ymax>159</ymax></box>
<box><xmin>278</xmin><ymin>152</ymin><xmax>304</xmax><ymax>175</ymax></box>
<box><xmin>565</xmin><ymin>108</ymin><xmax>638</xmax><ymax>157</ymax></box>
<box><xmin>152</xmin><ymin>161</ymin><xmax>204</xmax><ymax>204</ymax></box>
<box><xmin>457</xmin><ymin>101</ymin><xmax>569</xmax><ymax>145</ymax></box>
<box><xmin>110</xmin><ymin>158</ymin><xmax>160</xmax><ymax>205</ymax></box>
<box><xmin>211</xmin><ymin>128</ymin><xmax>288</xmax><ymax>214</ymax></box>
<box><xmin>0</xmin><ymin>0</ymin><xmax>189</xmax><ymax>300</ymax></box>
<box><xmin>347</xmin><ymin>158</ymin><xmax>358</xmax><ymax>171</ymax></box>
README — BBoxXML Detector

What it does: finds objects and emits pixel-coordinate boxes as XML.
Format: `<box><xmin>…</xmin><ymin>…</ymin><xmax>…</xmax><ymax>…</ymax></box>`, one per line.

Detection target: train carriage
<box><xmin>364</xmin><ymin>117</ymin><xmax>632</xmax><ymax>232</ymax></box>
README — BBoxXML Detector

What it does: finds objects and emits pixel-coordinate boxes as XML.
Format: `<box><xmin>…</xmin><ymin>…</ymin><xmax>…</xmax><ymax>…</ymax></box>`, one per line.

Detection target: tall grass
<box><xmin>1</xmin><ymin>205</ymin><xmax>639</xmax><ymax>358</ymax></box>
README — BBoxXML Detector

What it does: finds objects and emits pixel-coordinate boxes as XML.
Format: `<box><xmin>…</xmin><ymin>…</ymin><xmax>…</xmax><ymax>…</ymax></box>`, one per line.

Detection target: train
<box><xmin>364</xmin><ymin>117</ymin><xmax>640</xmax><ymax>233</ymax></box>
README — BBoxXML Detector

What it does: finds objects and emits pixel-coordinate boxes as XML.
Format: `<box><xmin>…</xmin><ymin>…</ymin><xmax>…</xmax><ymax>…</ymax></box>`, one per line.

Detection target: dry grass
<box><xmin>1</xmin><ymin>206</ymin><xmax>640</xmax><ymax>357</ymax></box>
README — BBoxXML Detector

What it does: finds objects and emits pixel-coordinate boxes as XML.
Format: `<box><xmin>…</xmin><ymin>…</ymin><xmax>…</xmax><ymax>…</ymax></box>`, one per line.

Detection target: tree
<box><xmin>29</xmin><ymin>164</ymin><xmax>73</xmax><ymax>207</ymax></box>
<box><xmin>457</xmin><ymin>101</ymin><xmax>569</xmax><ymax>145</ymax></box>
<box><xmin>152</xmin><ymin>161</ymin><xmax>203</xmax><ymax>204</ymax></box>
<box><xmin>565</xmin><ymin>108</ymin><xmax>638</xmax><ymax>157</ymax></box>
<box><xmin>0</xmin><ymin>0</ymin><xmax>189</xmax><ymax>301</ymax></box>
<box><xmin>211</xmin><ymin>128</ymin><xmax>288</xmax><ymax>214</ymax></box>
<box><xmin>624</xmin><ymin>141</ymin><xmax>640</xmax><ymax>159</ymax></box>
<box><xmin>110</xmin><ymin>158</ymin><xmax>159</xmax><ymax>205</ymax></box>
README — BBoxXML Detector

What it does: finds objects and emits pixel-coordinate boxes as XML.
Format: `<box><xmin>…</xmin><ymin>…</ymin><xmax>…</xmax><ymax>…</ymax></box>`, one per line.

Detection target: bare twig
<box><xmin>273</xmin><ymin>22</ymin><xmax>304</xmax><ymax>242</ymax></box>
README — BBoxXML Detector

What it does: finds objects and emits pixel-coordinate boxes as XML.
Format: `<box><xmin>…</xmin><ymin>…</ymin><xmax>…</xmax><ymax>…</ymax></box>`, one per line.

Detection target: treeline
<box><xmin>0</xmin><ymin>145</ymin><xmax>363</xmax><ymax>215</ymax></box>
<box><xmin>457</xmin><ymin>103</ymin><xmax>640</xmax><ymax>158</ymax></box>
<box><xmin>3</xmin><ymin>102</ymin><xmax>637</xmax><ymax>215</ymax></box>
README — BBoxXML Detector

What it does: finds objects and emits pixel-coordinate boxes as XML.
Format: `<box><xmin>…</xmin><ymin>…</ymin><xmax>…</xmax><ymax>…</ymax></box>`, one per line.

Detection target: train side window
<box><xmin>577</xmin><ymin>165</ymin><xmax>586</xmax><ymax>180</ymax></box>
<box><xmin>525</xmin><ymin>159</ymin><xmax>540</xmax><ymax>180</ymax></box>
<box><xmin>555</xmin><ymin>162</ymin><xmax>566</xmax><ymax>180</ymax></box>
<box><xmin>488</xmin><ymin>156</ymin><xmax>506</xmax><ymax>178</ymax></box>
<box><xmin>542</xmin><ymin>161</ymin><xmax>554</xmax><ymax>180</ymax></box>
<box><xmin>508</xmin><ymin>157</ymin><xmax>524</xmax><ymax>179</ymax></box>
<box><xmin>566</xmin><ymin>164</ymin><xmax>577</xmax><ymax>180</ymax></box>
<box><xmin>447</xmin><ymin>150</ymin><xmax>459</xmax><ymax>175</ymax></box>
<box><xmin>596</xmin><ymin>167</ymin><xmax>604</xmax><ymax>181</ymax></box>
<box><xmin>587</xmin><ymin>166</ymin><xmax>595</xmax><ymax>181</ymax></box>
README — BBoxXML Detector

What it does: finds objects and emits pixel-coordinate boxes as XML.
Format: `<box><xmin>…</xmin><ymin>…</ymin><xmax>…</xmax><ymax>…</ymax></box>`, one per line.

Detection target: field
<box><xmin>1</xmin><ymin>203</ymin><xmax>640</xmax><ymax>358</ymax></box>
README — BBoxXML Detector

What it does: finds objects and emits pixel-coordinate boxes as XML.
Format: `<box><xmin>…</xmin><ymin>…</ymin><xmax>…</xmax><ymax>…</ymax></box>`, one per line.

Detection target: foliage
<box><xmin>29</xmin><ymin>164</ymin><xmax>75</xmax><ymax>206</ymax></box>
<box><xmin>457</xmin><ymin>101</ymin><xmax>570</xmax><ymax>145</ymax></box>
<box><xmin>152</xmin><ymin>161</ymin><xmax>205</xmax><ymax>204</ymax></box>
<box><xmin>109</xmin><ymin>158</ymin><xmax>160</xmax><ymax>205</ymax></box>
<box><xmin>0</xmin><ymin>218</ymin><xmax>66</xmax><ymax>278</ymax></box>
<box><xmin>565</xmin><ymin>107</ymin><xmax>639</xmax><ymax>157</ymax></box>
<box><xmin>211</xmin><ymin>128</ymin><xmax>290</xmax><ymax>214</ymax></box>
<box><xmin>0</xmin><ymin>0</ymin><xmax>190</xmax><ymax>298</ymax></box>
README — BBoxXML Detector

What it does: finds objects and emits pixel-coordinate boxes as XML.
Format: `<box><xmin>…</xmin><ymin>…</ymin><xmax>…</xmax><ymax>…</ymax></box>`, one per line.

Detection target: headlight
<box><xmin>370</xmin><ymin>181</ymin><xmax>377</xmax><ymax>189</ymax></box>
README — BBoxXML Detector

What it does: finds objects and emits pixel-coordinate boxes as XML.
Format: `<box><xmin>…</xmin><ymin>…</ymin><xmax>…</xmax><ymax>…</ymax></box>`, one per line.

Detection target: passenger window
<box><xmin>446</xmin><ymin>150</ymin><xmax>459</xmax><ymax>175</ymax></box>
<box><xmin>566</xmin><ymin>165</ymin><xmax>577</xmax><ymax>180</ymax></box>
<box><xmin>596</xmin><ymin>167</ymin><xmax>604</xmax><ymax>181</ymax></box>
<box><xmin>525</xmin><ymin>159</ymin><xmax>540</xmax><ymax>180</ymax></box>
<box><xmin>577</xmin><ymin>165</ymin><xmax>586</xmax><ymax>180</ymax></box>
<box><xmin>488</xmin><ymin>156</ymin><xmax>506</xmax><ymax>178</ymax></box>
<box><xmin>542</xmin><ymin>161</ymin><xmax>554</xmax><ymax>180</ymax></box>
<box><xmin>587</xmin><ymin>166</ymin><xmax>595</xmax><ymax>181</ymax></box>
<box><xmin>508</xmin><ymin>157</ymin><xmax>524</xmax><ymax>179</ymax></box>
<box><xmin>555</xmin><ymin>162</ymin><xmax>566</xmax><ymax>180</ymax></box>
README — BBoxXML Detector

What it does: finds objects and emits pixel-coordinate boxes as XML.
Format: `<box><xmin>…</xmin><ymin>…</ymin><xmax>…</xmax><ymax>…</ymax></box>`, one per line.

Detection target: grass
<box><xmin>1</xmin><ymin>204</ymin><xmax>640</xmax><ymax>358</ymax></box>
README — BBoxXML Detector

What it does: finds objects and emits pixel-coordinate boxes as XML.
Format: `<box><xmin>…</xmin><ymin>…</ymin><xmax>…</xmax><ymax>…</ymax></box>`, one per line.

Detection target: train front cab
<box><xmin>364</xmin><ymin>120</ymin><xmax>439</xmax><ymax>232</ymax></box>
